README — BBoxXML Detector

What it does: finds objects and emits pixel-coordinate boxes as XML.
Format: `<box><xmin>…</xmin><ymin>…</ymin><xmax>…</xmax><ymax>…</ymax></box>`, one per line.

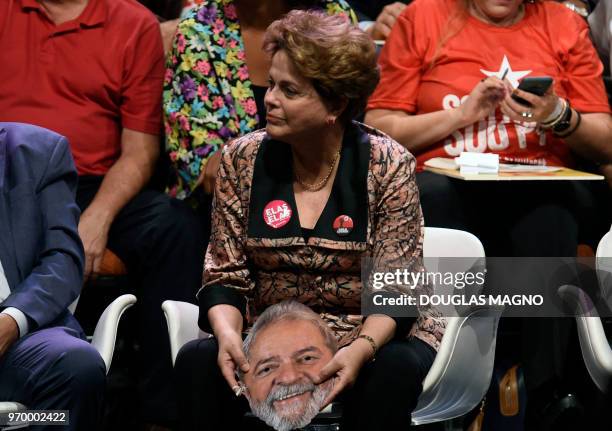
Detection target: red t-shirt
<box><xmin>0</xmin><ymin>0</ymin><xmax>164</xmax><ymax>175</ymax></box>
<box><xmin>367</xmin><ymin>0</ymin><xmax>611</xmax><ymax>169</ymax></box>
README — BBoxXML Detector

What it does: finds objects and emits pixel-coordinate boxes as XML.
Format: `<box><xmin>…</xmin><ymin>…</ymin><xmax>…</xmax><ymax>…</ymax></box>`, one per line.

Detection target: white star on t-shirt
<box><xmin>480</xmin><ymin>55</ymin><xmax>531</xmax><ymax>88</ymax></box>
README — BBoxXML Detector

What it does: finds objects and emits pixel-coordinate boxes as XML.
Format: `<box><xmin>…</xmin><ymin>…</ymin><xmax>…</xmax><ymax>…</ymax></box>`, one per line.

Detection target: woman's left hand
<box><xmin>314</xmin><ymin>339</ymin><xmax>373</xmax><ymax>408</ymax></box>
<box><xmin>500</xmin><ymin>83</ymin><xmax>559</xmax><ymax>124</ymax></box>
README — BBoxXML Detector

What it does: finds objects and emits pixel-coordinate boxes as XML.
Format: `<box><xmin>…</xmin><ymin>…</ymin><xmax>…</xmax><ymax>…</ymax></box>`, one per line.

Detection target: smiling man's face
<box><xmin>242</xmin><ymin>319</ymin><xmax>335</xmax><ymax>431</ymax></box>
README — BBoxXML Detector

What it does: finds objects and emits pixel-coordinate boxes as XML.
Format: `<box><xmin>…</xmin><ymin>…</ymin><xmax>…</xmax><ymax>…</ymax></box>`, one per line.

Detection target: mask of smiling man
<box><xmin>237</xmin><ymin>300</ymin><xmax>338</xmax><ymax>431</ymax></box>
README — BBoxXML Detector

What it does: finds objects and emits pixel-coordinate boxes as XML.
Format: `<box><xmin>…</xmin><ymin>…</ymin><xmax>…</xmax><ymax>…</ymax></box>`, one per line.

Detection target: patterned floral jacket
<box><xmin>163</xmin><ymin>0</ymin><xmax>357</xmax><ymax>199</ymax></box>
<box><xmin>198</xmin><ymin>123</ymin><xmax>446</xmax><ymax>351</ymax></box>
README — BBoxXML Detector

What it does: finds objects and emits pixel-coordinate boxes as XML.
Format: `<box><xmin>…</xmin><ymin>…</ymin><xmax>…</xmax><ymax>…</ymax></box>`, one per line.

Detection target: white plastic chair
<box><xmin>558</xmin><ymin>230</ymin><xmax>612</xmax><ymax>393</ymax></box>
<box><xmin>163</xmin><ymin>227</ymin><xmax>503</xmax><ymax>425</ymax></box>
<box><xmin>0</xmin><ymin>294</ymin><xmax>137</xmax><ymax>424</ymax></box>
<box><xmin>413</xmin><ymin>227</ymin><xmax>502</xmax><ymax>425</ymax></box>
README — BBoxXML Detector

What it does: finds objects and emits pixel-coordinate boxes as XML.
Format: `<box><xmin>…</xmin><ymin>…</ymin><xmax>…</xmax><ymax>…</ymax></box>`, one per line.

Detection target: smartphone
<box><xmin>511</xmin><ymin>77</ymin><xmax>553</xmax><ymax>106</ymax></box>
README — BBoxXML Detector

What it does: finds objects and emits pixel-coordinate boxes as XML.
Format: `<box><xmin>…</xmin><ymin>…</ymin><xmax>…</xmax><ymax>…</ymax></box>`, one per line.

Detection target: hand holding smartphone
<box><xmin>511</xmin><ymin>77</ymin><xmax>553</xmax><ymax>106</ymax></box>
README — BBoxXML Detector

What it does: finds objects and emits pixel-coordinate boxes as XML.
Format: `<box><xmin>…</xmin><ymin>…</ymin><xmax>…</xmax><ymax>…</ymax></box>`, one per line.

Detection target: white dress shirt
<box><xmin>0</xmin><ymin>258</ymin><xmax>29</xmax><ymax>337</ymax></box>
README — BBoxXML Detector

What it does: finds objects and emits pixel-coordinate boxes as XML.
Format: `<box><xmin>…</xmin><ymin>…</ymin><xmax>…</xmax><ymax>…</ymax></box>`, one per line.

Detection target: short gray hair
<box><xmin>239</xmin><ymin>301</ymin><xmax>338</xmax><ymax>379</ymax></box>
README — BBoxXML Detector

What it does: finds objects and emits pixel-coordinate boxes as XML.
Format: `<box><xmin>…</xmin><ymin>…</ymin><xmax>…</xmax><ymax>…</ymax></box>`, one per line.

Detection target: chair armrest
<box><xmin>90</xmin><ymin>294</ymin><xmax>137</xmax><ymax>373</ymax></box>
<box><xmin>0</xmin><ymin>402</ymin><xmax>27</xmax><ymax>413</ymax></box>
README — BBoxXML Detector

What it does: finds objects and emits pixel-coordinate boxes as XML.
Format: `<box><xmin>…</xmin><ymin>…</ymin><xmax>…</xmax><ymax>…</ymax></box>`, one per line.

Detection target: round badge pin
<box><xmin>333</xmin><ymin>215</ymin><xmax>353</xmax><ymax>236</ymax></box>
<box><xmin>263</xmin><ymin>200</ymin><xmax>292</xmax><ymax>229</ymax></box>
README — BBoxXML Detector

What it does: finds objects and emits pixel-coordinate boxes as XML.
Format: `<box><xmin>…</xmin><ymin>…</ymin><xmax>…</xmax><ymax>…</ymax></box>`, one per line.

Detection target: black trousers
<box><xmin>416</xmin><ymin>171</ymin><xmax>610</xmax><ymax>391</ymax></box>
<box><xmin>174</xmin><ymin>336</ymin><xmax>435</xmax><ymax>431</ymax></box>
<box><xmin>76</xmin><ymin>176</ymin><xmax>207</xmax><ymax>425</ymax></box>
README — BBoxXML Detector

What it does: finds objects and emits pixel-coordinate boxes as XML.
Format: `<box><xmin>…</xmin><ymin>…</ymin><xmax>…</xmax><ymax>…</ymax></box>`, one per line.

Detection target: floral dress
<box><xmin>163</xmin><ymin>0</ymin><xmax>357</xmax><ymax>199</ymax></box>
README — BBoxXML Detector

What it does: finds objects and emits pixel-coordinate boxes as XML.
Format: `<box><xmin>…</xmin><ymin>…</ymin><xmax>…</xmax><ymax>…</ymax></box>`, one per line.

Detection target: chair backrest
<box><xmin>597</xmin><ymin>230</ymin><xmax>612</xmax><ymax>259</ymax></box>
<box><xmin>162</xmin><ymin>300</ymin><xmax>210</xmax><ymax>366</ymax></box>
<box><xmin>423</xmin><ymin>227</ymin><xmax>485</xmax><ymax>259</ymax></box>
<box><xmin>558</xmin><ymin>284</ymin><xmax>612</xmax><ymax>393</ymax></box>
<box><xmin>413</xmin><ymin>227</ymin><xmax>503</xmax><ymax>425</ymax></box>
<box><xmin>563</xmin><ymin>228</ymin><xmax>612</xmax><ymax>393</ymax></box>
<box><xmin>597</xmin><ymin>230</ymin><xmax>612</xmax><ymax>297</ymax></box>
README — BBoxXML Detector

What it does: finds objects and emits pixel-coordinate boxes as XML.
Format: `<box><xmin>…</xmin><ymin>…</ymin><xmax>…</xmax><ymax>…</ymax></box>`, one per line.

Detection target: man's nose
<box><xmin>274</xmin><ymin>362</ymin><xmax>301</xmax><ymax>385</ymax></box>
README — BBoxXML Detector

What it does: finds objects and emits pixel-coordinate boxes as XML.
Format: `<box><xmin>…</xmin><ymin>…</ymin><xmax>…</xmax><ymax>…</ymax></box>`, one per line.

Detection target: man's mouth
<box><xmin>275</xmin><ymin>390</ymin><xmax>311</xmax><ymax>402</ymax></box>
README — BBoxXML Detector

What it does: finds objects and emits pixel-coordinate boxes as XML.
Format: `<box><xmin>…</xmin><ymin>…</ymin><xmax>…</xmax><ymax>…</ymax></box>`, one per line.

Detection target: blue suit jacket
<box><xmin>0</xmin><ymin>122</ymin><xmax>84</xmax><ymax>334</ymax></box>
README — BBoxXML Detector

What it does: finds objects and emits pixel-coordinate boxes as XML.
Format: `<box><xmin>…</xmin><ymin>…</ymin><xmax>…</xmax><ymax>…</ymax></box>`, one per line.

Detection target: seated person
<box><xmin>589</xmin><ymin>0</ymin><xmax>612</xmax><ymax>185</ymax></box>
<box><xmin>163</xmin><ymin>0</ymin><xmax>357</xmax><ymax>203</ymax></box>
<box><xmin>0</xmin><ymin>123</ymin><xmax>105</xmax><ymax>430</ymax></box>
<box><xmin>173</xmin><ymin>10</ymin><xmax>444</xmax><ymax>431</ymax></box>
<box><xmin>0</xmin><ymin>0</ymin><xmax>206</xmax><ymax>426</ymax></box>
<box><xmin>365</xmin><ymin>0</ymin><xmax>612</xmax><ymax>425</ymax></box>
<box><xmin>237</xmin><ymin>301</ymin><xmax>337</xmax><ymax>431</ymax></box>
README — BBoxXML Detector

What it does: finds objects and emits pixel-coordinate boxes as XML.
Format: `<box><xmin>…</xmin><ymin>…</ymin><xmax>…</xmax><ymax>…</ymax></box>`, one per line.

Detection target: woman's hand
<box><xmin>500</xmin><ymin>84</ymin><xmax>559</xmax><ymax>124</ymax></box>
<box><xmin>367</xmin><ymin>2</ymin><xmax>407</xmax><ymax>41</ymax></box>
<box><xmin>314</xmin><ymin>338</ymin><xmax>373</xmax><ymax>408</ymax></box>
<box><xmin>456</xmin><ymin>77</ymin><xmax>507</xmax><ymax>126</ymax></box>
<box><xmin>216</xmin><ymin>329</ymin><xmax>250</xmax><ymax>391</ymax></box>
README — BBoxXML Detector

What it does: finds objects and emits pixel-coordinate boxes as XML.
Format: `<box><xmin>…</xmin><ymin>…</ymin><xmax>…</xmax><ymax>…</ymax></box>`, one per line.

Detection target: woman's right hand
<box><xmin>456</xmin><ymin>77</ymin><xmax>507</xmax><ymax>126</ymax></box>
<box><xmin>216</xmin><ymin>329</ymin><xmax>250</xmax><ymax>391</ymax></box>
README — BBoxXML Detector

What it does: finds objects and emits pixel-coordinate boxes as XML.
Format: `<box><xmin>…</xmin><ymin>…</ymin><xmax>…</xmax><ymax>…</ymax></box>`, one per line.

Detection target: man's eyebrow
<box><xmin>254</xmin><ymin>346</ymin><xmax>323</xmax><ymax>369</ymax></box>
<box><xmin>255</xmin><ymin>355</ymin><xmax>281</xmax><ymax>369</ymax></box>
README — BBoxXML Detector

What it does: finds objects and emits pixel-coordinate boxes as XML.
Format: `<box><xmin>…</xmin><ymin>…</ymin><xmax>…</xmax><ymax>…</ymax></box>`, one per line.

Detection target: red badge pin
<box><xmin>333</xmin><ymin>215</ymin><xmax>353</xmax><ymax>236</ymax></box>
<box><xmin>263</xmin><ymin>200</ymin><xmax>292</xmax><ymax>229</ymax></box>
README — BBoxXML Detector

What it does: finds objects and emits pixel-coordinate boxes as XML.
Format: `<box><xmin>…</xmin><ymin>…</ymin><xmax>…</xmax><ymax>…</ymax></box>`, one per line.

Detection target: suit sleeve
<box><xmin>1</xmin><ymin>136</ymin><xmax>84</xmax><ymax>330</ymax></box>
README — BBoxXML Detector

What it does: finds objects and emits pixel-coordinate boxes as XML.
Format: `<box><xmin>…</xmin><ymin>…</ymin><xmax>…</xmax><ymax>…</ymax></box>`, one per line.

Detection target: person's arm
<box><xmin>315</xmin><ymin>314</ymin><xmax>396</xmax><ymax>407</ymax></box>
<box><xmin>163</xmin><ymin>12</ymin><xmax>224</xmax><ymax>197</ymax></box>
<box><xmin>160</xmin><ymin>18</ymin><xmax>180</xmax><ymax>55</ymax></box>
<box><xmin>208</xmin><ymin>303</ymin><xmax>250</xmax><ymax>390</ymax></box>
<box><xmin>365</xmin><ymin>2</ymin><xmax>407</xmax><ymax>41</ymax></box>
<box><xmin>80</xmin><ymin>13</ymin><xmax>165</xmax><ymax>276</ymax></box>
<box><xmin>501</xmin><ymin>90</ymin><xmax>612</xmax><ymax>163</ymax></box>
<box><xmin>316</xmin><ymin>143</ymin><xmax>444</xmax><ymax>403</ymax></box>
<box><xmin>365</xmin><ymin>76</ymin><xmax>507</xmax><ymax>152</ymax></box>
<box><xmin>78</xmin><ymin>129</ymin><xmax>159</xmax><ymax>277</ymax></box>
<box><xmin>560</xmin><ymin>112</ymin><xmax>612</xmax><ymax>163</ymax></box>
<box><xmin>1</xmin><ymin>136</ymin><xmax>84</xmax><ymax>334</ymax></box>
<box><xmin>198</xmin><ymin>142</ymin><xmax>254</xmax><ymax>330</ymax></box>
<box><xmin>0</xmin><ymin>307</ymin><xmax>28</xmax><ymax>338</ymax></box>
<box><xmin>0</xmin><ymin>314</ymin><xmax>18</xmax><ymax>358</ymax></box>
<box><xmin>498</xmin><ymin>13</ymin><xmax>612</xmax><ymax>164</ymax></box>
<box><xmin>197</xmin><ymin>141</ymin><xmax>255</xmax><ymax>388</ymax></box>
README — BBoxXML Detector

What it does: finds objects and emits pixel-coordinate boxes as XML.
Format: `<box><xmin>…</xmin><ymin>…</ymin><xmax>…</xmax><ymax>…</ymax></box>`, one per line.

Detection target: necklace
<box><xmin>294</xmin><ymin>149</ymin><xmax>341</xmax><ymax>192</ymax></box>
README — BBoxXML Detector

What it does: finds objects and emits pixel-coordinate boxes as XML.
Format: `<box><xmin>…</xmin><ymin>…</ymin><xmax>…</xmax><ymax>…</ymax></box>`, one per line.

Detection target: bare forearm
<box><xmin>85</xmin><ymin>152</ymin><xmax>156</xmax><ymax>226</ymax></box>
<box><xmin>365</xmin><ymin>108</ymin><xmax>468</xmax><ymax>153</ymax></box>
<box><xmin>84</xmin><ymin>129</ymin><xmax>159</xmax><ymax>226</ymax></box>
<box><xmin>208</xmin><ymin>304</ymin><xmax>244</xmax><ymax>337</ymax></box>
<box><xmin>564</xmin><ymin>112</ymin><xmax>612</xmax><ymax>164</ymax></box>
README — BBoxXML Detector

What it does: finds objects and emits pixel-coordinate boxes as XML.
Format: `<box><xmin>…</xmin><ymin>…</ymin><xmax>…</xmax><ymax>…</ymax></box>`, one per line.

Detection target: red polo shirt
<box><xmin>0</xmin><ymin>0</ymin><xmax>164</xmax><ymax>175</ymax></box>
